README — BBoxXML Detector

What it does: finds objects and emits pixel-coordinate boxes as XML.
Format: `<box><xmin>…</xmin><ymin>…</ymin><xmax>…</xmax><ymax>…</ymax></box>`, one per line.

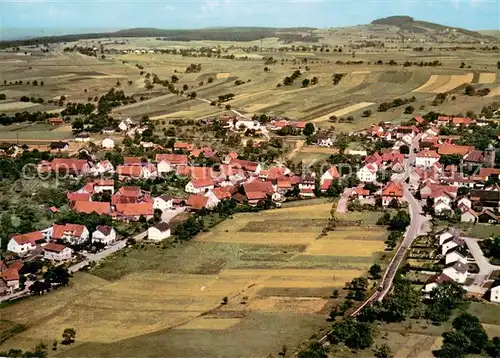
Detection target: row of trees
<box><xmin>378</xmin><ymin>96</ymin><xmax>416</xmax><ymax>112</ymax></box>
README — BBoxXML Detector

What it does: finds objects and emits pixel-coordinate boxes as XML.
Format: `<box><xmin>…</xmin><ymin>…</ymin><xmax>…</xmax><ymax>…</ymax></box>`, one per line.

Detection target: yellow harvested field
<box><xmin>412</xmin><ymin>74</ymin><xmax>446</xmax><ymax>92</ymax></box>
<box><xmin>351</xmin><ymin>70</ymin><xmax>371</xmax><ymax>74</ymax></box>
<box><xmin>244</xmin><ymin>102</ymin><xmax>280</xmax><ymax>112</ymax></box>
<box><xmin>310</xmin><ymin>102</ymin><xmax>374</xmax><ymax>123</ymax></box>
<box><xmin>0</xmin><ymin>101</ymin><xmax>38</xmax><ymax>111</ymax></box>
<box><xmin>478</xmin><ymin>72</ymin><xmax>496</xmax><ymax>84</ymax></box>
<box><xmin>151</xmin><ymin>111</ymin><xmax>194</xmax><ymax>120</ymax></box>
<box><xmin>321</xmin><ymin>230</ymin><xmax>387</xmax><ymax>240</ymax></box>
<box><xmin>176</xmin><ymin>317</ymin><xmax>242</xmax><ymax>330</ymax></box>
<box><xmin>304</xmin><ymin>239</ymin><xmax>385</xmax><ymax>256</ymax></box>
<box><xmin>216</xmin><ymin>72</ymin><xmax>231</xmax><ymax>79</ymax></box>
<box><xmin>249</xmin><ymin>296</ymin><xmax>327</xmax><ymax>313</ymax></box>
<box><xmin>197</xmin><ymin>232</ymin><xmax>317</xmax><ymax>245</ymax></box>
<box><xmin>487</xmin><ymin>86</ymin><xmax>500</xmax><ymax>97</ymax></box>
<box><xmin>261</xmin><ymin>269</ymin><xmax>365</xmax><ymax>288</ymax></box>
<box><xmin>431</xmin><ymin>73</ymin><xmax>473</xmax><ymax>93</ymax></box>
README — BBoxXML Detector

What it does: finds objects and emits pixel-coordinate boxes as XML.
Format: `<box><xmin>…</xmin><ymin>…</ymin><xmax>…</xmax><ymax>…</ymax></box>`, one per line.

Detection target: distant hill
<box><xmin>0</xmin><ymin>27</ymin><xmax>319</xmax><ymax>48</ymax></box>
<box><xmin>371</xmin><ymin>16</ymin><xmax>491</xmax><ymax>40</ymax></box>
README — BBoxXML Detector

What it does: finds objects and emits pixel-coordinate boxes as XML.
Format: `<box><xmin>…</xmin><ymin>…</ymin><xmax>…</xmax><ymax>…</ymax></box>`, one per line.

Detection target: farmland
<box><xmin>1</xmin><ymin>34</ymin><xmax>499</xmax><ymax>136</ymax></box>
<box><xmin>0</xmin><ymin>203</ymin><xmax>388</xmax><ymax>357</ymax></box>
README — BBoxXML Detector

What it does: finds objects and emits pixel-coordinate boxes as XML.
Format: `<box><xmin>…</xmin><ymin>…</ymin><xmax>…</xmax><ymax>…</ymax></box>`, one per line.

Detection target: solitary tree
<box><xmin>302</xmin><ymin>78</ymin><xmax>310</xmax><ymax>87</ymax></box>
<box><xmin>62</xmin><ymin>328</ymin><xmax>76</xmax><ymax>344</ymax></box>
<box><xmin>369</xmin><ymin>264</ymin><xmax>382</xmax><ymax>279</ymax></box>
<box><xmin>303</xmin><ymin>122</ymin><xmax>315</xmax><ymax>136</ymax></box>
<box><xmin>362</xmin><ymin>110</ymin><xmax>372</xmax><ymax>117</ymax></box>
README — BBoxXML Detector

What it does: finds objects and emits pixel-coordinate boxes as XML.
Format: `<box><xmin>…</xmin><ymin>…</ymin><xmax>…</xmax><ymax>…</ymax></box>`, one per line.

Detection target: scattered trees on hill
<box><xmin>62</xmin><ymin>328</ymin><xmax>76</xmax><ymax>345</ymax></box>
<box><xmin>0</xmin><ymin>94</ymin><xmax>6</xmax><ymax>100</ymax></box>
<box><xmin>404</xmin><ymin>105</ymin><xmax>414</xmax><ymax>114</ymax></box>
<box><xmin>185</xmin><ymin>63</ymin><xmax>202</xmax><ymax>73</ymax></box>
<box><xmin>378</xmin><ymin>96</ymin><xmax>416</xmax><ymax>112</ymax></box>
<box><xmin>432</xmin><ymin>93</ymin><xmax>447</xmax><ymax>106</ymax></box>
<box><xmin>362</xmin><ymin>109</ymin><xmax>372</xmax><ymax>117</ymax></box>
<box><xmin>332</xmin><ymin>73</ymin><xmax>345</xmax><ymax>85</ymax></box>
<box><xmin>281</xmin><ymin>70</ymin><xmax>302</xmax><ymax>86</ymax></box>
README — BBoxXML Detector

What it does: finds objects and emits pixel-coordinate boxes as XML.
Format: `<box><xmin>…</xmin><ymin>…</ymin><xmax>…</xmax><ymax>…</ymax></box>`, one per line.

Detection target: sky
<box><xmin>0</xmin><ymin>0</ymin><xmax>499</xmax><ymax>38</ymax></box>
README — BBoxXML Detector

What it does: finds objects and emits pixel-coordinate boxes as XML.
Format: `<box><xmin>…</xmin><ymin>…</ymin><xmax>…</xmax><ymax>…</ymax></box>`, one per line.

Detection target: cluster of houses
<box><xmin>421</xmin><ymin>228</ymin><xmax>500</xmax><ymax>304</ymax></box>
<box><xmin>39</xmin><ymin>140</ymin><xmax>349</xmax><ymax>214</ymax></box>
<box><xmin>6</xmin><ymin>223</ymin><xmax>118</xmax><ymax>258</ymax></box>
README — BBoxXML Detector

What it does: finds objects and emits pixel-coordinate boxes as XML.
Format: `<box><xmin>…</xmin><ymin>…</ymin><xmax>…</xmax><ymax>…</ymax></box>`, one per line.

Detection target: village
<box><xmin>0</xmin><ymin>107</ymin><xmax>498</xmax><ymax>314</ymax></box>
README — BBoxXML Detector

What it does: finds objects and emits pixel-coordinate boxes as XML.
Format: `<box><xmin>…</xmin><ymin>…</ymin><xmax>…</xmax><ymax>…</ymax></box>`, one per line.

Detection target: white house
<box><xmin>442</xmin><ymin>261</ymin><xmax>468</xmax><ymax>284</ymax></box>
<box><xmin>441</xmin><ymin>235</ymin><xmax>465</xmax><ymax>256</ymax></box>
<box><xmin>185</xmin><ymin>179</ymin><xmax>214</xmax><ymax>194</ymax></box>
<box><xmin>92</xmin><ymin>226</ymin><xmax>117</xmax><ymax>245</ymax></box>
<box><xmin>118</xmin><ymin>118</ymin><xmax>134</xmax><ymax>132</ymax></box>
<box><xmin>148</xmin><ymin>222</ymin><xmax>171</xmax><ymax>241</ymax></box>
<box><xmin>43</xmin><ymin>243</ymin><xmax>73</xmax><ymax>262</ymax></box>
<box><xmin>457</xmin><ymin>197</ymin><xmax>472</xmax><ymax>210</ymax></box>
<box><xmin>157</xmin><ymin>160</ymin><xmax>174</xmax><ymax>174</ymax></box>
<box><xmin>74</xmin><ymin>133</ymin><xmax>90</xmax><ymax>142</ymax></box>
<box><xmin>357</xmin><ymin>164</ymin><xmax>378</xmax><ymax>183</ymax></box>
<box><xmin>421</xmin><ymin>273</ymin><xmax>453</xmax><ymax>299</ymax></box>
<box><xmin>490</xmin><ymin>283</ymin><xmax>500</xmax><ymax>303</ymax></box>
<box><xmin>101</xmin><ymin>137</ymin><xmax>115</xmax><ymax>149</ymax></box>
<box><xmin>438</xmin><ymin>230</ymin><xmax>455</xmax><ymax>246</ymax></box>
<box><xmin>7</xmin><ymin>231</ymin><xmax>45</xmax><ymax>255</ymax></box>
<box><xmin>153</xmin><ymin>195</ymin><xmax>173</xmax><ymax>212</ymax></box>
<box><xmin>445</xmin><ymin>248</ymin><xmax>468</xmax><ymax>265</ymax></box>
<box><xmin>90</xmin><ymin>160</ymin><xmax>114</xmax><ymax>176</ymax></box>
<box><xmin>461</xmin><ymin>207</ymin><xmax>478</xmax><ymax>223</ymax></box>
<box><xmin>434</xmin><ymin>200</ymin><xmax>452</xmax><ymax>215</ymax></box>
<box><xmin>415</xmin><ymin>149</ymin><xmax>441</xmax><ymax>168</ymax></box>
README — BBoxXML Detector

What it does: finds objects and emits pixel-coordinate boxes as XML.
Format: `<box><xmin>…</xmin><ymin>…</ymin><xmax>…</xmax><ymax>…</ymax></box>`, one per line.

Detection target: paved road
<box><xmin>161</xmin><ymin>207</ymin><xmax>185</xmax><ymax>223</ymax></box>
<box><xmin>336</xmin><ymin>188</ymin><xmax>352</xmax><ymax>214</ymax></box>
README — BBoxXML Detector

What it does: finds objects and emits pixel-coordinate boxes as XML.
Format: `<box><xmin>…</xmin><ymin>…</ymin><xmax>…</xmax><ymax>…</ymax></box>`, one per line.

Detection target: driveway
<box><xmin>463</xmin><ymin>237</ymin><xmax>500</xmax><ymax>290</ymax></box>
<box><xmin>161</xmin><ymin>207</ymin><xmax>185</xmax><ymax>223</ymax></box>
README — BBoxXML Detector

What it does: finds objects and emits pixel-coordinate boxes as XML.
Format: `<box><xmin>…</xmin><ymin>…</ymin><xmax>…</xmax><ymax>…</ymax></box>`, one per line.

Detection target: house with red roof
<box><xmin>43</xmin><ymin>243</ymin><xmax>73</xmax><ymax>261</ymax></box>
<box><xmin>67</xmin><ymin>192</ymin><xmax>91</xmax><ymax>204</ymax></box>
<box><xmin>350</xmin><ymin>185</ymin><xmax>371</xmax><ymax>199</ymax></box>
<box><xmin>381</xmin><ymin>181</ymin><xmax>404</xmax><ymax>206</ymax></box>
<box><xmin>123</xmin><ymin>157</ymin><xmax>142</xmax><ymax>166</ymax></box>
<box><xmin>48</xmin><ymin>158</ymin><xmax>90</xmax><ymax>176</ymax></box>
<box><xmin>49</xmin><ymin>223</ymin><xmax>89</xmax><ymax>245</ymax></box>
<box><xmin>204</xmin><ymin>187</ymin><xmax>233</xmax><ymax>208</ymax></box>
<box><xmin>230</xmin><ymin>159</ymin><xmax>261</xmax><ymax>174</ymax></box>
<box><xmin>7</xmin><ymin>231</ymin><xmax>45</xmax><ymax>255</ymax></box>
<box><xmin>224</xmin><ymin>152</ymin><xmax>239</xmax><ymax>164</ymax></box>
<box><xmin>156</xmin><ymin>154</ymin><xmax>189</xmax><ymax>173</ymax></box>
<box><xmin>438</xmin><ymin>144</ymin><xmax>474</xmax><ymax>156</ymax></box>
<box><xmin>74</xmin><ymin>201</ymin><xmax>111</xmax><ymax>216</ymax></box>
<box><xmin>421</xmin><ymin>273</ymin><xmax>452</xmax><ymax>298</ymax></box>
<box><xmin>174</xmin><ymin>142</ymin><xmax>195</xmax><ymax>152</ymax></box>
<box><xmin>185</xmin><ymin>178</ymin><xmax>215</xmax><ymax>194</ymax></box>
<box><xmin>49</xmin><ymin>117</ymin><xmax>64</xmax><ymax>125</ymax></box>
<box><xmin>320</xmin><ymin>166</ymin><xmax>340</xmax><ymax>185</ymax></box>
<box><xmin>1</xmin><ymin>267</ymin><xmax>20</xmax><ymax>294</ymax></box>
<box><xmin>186</xmin><ymin>194</ymin><xmax>210</xmax><ymax>211</ymax></box>
<box><xmin>115</xmin><ymin>202</ymin><xmax>154</xmax><ymax>221</ymax></box>
<box><xmin>243</xmin><ymin>181</ymin><xmax>274</xmax><ymax>206</ymax></box>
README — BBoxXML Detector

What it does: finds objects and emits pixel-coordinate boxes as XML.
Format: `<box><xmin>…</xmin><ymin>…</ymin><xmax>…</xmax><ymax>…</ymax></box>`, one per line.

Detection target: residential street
<box><xmin>463</xmin><ymin>237</ymin><xmax>500</xmax><ymax>293</ymax></box>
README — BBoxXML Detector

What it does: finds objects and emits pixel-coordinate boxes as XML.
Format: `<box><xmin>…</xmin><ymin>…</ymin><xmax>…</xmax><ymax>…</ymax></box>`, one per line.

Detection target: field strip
<box><xmin>412</xmin><ymin>74</ymin><xmax>439</xmax><ymax>92</ymax></box>
<box><xmin>176</xmin><ymin>317</ymin><xmax>242</xmax><ymax>330</ymax></box>
<box><xmin>431</xmin><ymin>73</ymin><xmax>473</xmax><ymax>93</ymax></box>
<box><xmin>304</xmin><ymin>239</ymin><xmax>385</xmax><ymax>256</ymax></box>
<box><xmin>151</xmin><ymin>111</ymin><xmax>194</xmax><ymax>120</ymax></box>
<box><xmin>112</xmin><ymin>93</ymin><xmax>174</xmax><ymax>111</ymax></box>
<box><xmin>478</xmin><ymin>73</ymin><xmax>496</xmax><ymax>84</ymax></box>
<box><xmin>309</xmin><ymin>102</ymin><xmax>374</xmax><ymax>123</ymax></box>
<box><xmin>196</xmin><ymin>232</ymin><xmax>317</xmax><ymax>245</ymax></box>
<box><xmin>486</xmin><ymin>86</ymin><xmax>500</xmax><ymax>97</ymax></box>
<box><xmin>351</xmin><ymin>70</ymin><xmax>371</xmax><ymax>74</ymax></box>
<box><xmin>0</xmin><ymin>102</ymin><xmax>38</xmax><ymax>111</ymax></box>
<box><xmin>249</xmin><ymin>296</ymin><xmax>327</xmax><ymax>313</ymax></box>
<box><xmin>216</xmin><ymin>72</ymin><xmax>231</xmax><ymax>79</ymax></box>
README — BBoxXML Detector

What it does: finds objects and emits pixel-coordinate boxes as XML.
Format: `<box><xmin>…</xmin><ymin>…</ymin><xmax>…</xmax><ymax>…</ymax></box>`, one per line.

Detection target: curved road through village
<box><xmin>320</xmin><ymin>137</ymin><xmax>430</xmax><ymax>343</ymax></box>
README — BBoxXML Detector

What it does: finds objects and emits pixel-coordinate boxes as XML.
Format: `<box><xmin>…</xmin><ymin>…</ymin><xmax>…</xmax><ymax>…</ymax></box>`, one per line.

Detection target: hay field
<box><xmin>413</xmin><ymin>73</ymin><xmax>473</xmax><ymax>93</ymax></box>
<box><xmin>310</xmin><ymin>102</ymin><xmax>374</xmax><ymax>123</ymax></box>
<box><xmin>478</xmin><ymin>72</ymin><xmax>497</xmax><ymax>84</ymax></box>
<box><xmin>1</xmin><ymin>204</ymin><xmax>385</xmax><ymax>357</ymax></box>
